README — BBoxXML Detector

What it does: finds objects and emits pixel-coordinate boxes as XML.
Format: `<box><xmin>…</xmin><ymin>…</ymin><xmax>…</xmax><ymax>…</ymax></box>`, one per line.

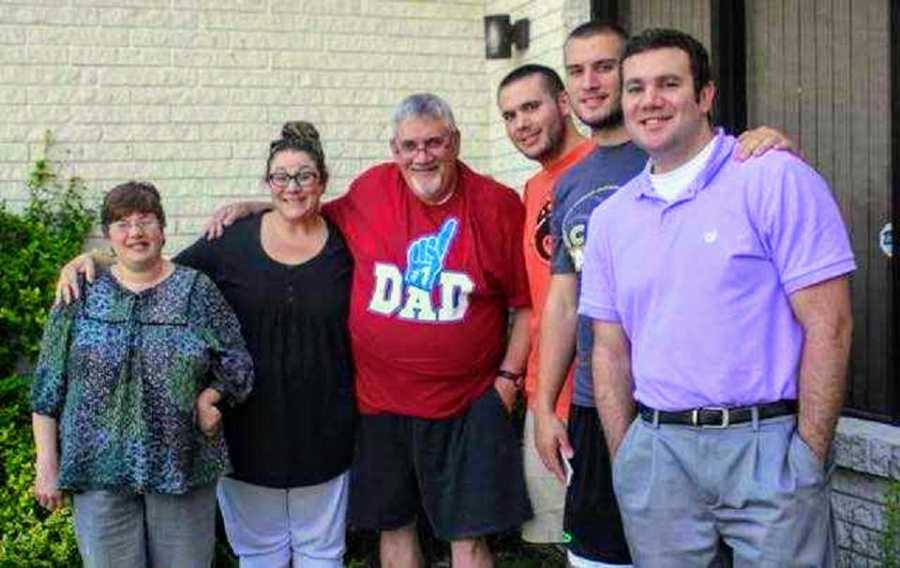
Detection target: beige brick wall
<box><xmin>1</xmin><ymin>0</ymin><xmax>592</xmax><ymax>252</ymax></box>
<box><xmin>0</xmin><ymin>0</ymin><xmax>497</xmax><ymax>252</ymax></box>
<box><xmin>484</xmin><ymin>0</ymin><xmax>590</xmax><ymax>192</ymax></box>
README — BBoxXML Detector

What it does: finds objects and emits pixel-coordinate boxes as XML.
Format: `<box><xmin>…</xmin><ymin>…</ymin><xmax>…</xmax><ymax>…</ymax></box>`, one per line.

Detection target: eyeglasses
<box><xmin>110</xmin><ymin>218</ymin><xmax>161</xmax><ymax>233</ymax></box>
<box><xmin>267</xmin><ymin>171</ymin><xmax>320</xmax><ymax>189</ymax></box>
<box><xmin>395</xmin><ymin>134</ymin><xmax>453</xmax><ymax>157</ymax></box>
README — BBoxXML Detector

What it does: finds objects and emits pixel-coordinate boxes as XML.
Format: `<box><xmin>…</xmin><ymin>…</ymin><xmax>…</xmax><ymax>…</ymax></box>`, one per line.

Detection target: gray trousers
<box><xmin>72</xmin><ymin>484</ymin><xmax>216</xmax><ymax>568</ymax></box>
<box><xmin>612</xmin><ymin>414</ymin><xmax>835</xmax><ymax>568</ymax></box>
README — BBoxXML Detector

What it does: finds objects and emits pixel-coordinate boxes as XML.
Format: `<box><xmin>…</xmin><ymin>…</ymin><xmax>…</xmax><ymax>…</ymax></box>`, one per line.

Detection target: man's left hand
<box><xmin>734</xmin><ymin>126</ymin><xmax>800</xmax><ymax>161</ymax></box>
<box><xmin>798</xmin><ymin>428</ymin><xmax>829</xmax><ymax>465</ymax></box>
<box><xmin>493</xmin><ymin>377</ymin><xmax>518</xmax><ymax>414</ymax></box>
<box><xmin>534</xmin><ymin>409</ymin><xmax>573</xmax><ymax>484</ymax></box>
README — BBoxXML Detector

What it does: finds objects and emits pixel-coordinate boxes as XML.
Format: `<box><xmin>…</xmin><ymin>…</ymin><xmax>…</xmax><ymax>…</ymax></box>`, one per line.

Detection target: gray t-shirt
<box><xmin>550</xmin><ymin>141</ymin><xmax>647</xmax><ymax>407</ymax></box>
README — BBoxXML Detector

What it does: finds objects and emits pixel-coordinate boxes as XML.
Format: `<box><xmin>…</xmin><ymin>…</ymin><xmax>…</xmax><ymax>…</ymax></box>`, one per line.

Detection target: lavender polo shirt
<box><xmin>578</xmin><ymin>131</ymin><xmax>856</xmax><ymax>411</ymax></box>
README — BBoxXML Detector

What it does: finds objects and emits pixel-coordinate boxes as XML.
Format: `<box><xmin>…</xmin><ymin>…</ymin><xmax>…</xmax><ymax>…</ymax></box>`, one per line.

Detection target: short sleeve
<box><xmin>189</xmin><ymin>273</ymin><xmax>254</xmax><ymax>406</ymax></box>
<box><xmin>31</xmin><ymin>302</ymin><xmax>78</xmax><ymax>417</ymax></box>
<box><xmin>578</xmin><ymin>208</ymin><xmax>619</xmax><ymax>322</ymax></box>
<box><xmin>550</xmin><ymin>183</ymin><xmax>575</xmax><ymax>275</ymax></box>
<box><xmin>757</xmin><ymin>159</ymin><xmax>856</xmax><ymax>294</ymax></box>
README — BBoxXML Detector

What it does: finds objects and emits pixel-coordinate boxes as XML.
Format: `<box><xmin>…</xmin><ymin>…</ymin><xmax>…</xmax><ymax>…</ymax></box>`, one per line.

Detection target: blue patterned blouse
<box><xmin>31</xmin><ymin>266</ymin><xmax>254</xmax><ymax>495</ymax></box>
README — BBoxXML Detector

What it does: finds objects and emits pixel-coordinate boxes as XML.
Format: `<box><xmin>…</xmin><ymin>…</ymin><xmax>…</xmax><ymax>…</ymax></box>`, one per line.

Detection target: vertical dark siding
<box><xmin>746</xmin><ymin>0</ymin><xmax>894</xmax><ymax>421</ymax></box>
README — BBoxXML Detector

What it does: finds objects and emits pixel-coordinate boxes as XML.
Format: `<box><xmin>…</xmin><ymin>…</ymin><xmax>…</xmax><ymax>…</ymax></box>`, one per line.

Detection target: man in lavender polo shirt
<box><xmin>579</xmin><ymin>28</ymin><xmax>855</xmax><ymax>567</ymax></box>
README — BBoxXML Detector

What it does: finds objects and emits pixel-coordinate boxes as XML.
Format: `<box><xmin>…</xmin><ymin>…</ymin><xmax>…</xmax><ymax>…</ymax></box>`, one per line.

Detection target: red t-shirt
<box><xmin>522</xmin><ymin>139</ymin><xmax>596</xmax><ymax>420</ymax></box>
<box><xmin>325</xmin><ymin>161</ymin><xmax>530</xmax><ymax>419</ymax></box>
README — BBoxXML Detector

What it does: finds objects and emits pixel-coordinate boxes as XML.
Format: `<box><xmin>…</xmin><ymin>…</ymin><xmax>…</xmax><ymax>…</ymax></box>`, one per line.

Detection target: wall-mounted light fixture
<box><xmin>484</xmin><ymin>15</ymin><xmax>530</xmax><ymax>59</ymax></box>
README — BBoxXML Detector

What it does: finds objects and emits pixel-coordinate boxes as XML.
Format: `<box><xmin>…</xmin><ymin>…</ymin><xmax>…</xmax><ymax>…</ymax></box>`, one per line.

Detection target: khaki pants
<box><xmin>520</xmin><ymin>409</ymin><xmax>567</xmax><ymax>544</ymax></box>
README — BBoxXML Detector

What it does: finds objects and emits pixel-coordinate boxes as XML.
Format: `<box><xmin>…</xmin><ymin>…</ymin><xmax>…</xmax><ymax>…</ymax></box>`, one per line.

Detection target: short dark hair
<box><xmin>566</xmin><ymin>19</ymin><xmax>629</xmax><ymax>45</ymax></box>
<box><xmin>101</xmin><ymin>181</ymin><xmax>166</xmax><ymax>236</ymax></box>
<box><xmin>498</xmin><ymin>64</ymin><xmax>566</xmax><ymax>100</ymax></box>
<box><xmin>622</xmin><ymin>28</ymin><xmax>712</xmax><ymax>99</ymax></box>
<box><xmin>266</xmin><ymin>121</ymin><xmax>329</xmax><ymax>186</ymax></box>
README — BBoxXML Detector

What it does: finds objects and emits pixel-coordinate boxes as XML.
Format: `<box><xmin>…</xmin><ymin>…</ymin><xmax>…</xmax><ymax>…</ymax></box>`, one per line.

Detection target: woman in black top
<box><xmin>167</xmin><ymin>122</ymin><xmax>355</xmax><ymax>566</ymax></box>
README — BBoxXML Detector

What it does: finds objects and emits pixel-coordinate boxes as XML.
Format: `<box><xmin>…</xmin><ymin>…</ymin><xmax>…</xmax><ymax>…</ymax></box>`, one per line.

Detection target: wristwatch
<box><xmin>496</xmin><ymin>369</ymin><xmax>524</xmax><ymax>389</ymax></box>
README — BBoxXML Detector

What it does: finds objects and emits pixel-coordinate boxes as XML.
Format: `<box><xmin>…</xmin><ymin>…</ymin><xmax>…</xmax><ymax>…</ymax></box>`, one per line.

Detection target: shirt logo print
<box><xmin>532</xmin><ymin>200</ymin><xmax>552</xmax><ymax>263</ymax></box>
<box><xmin>368</xmin><ymin>216</ymin><xmax>473</xmax><ymax>323</ymax></box>
<box><xmin>404</xmin><ymin>218</ymin><xmax>459</xmax><ymax>292</ymax></box>
<box><xmin>561</xmin><ymin>185</ymin><xmax>617</xmax><ymax>272</ymax></box>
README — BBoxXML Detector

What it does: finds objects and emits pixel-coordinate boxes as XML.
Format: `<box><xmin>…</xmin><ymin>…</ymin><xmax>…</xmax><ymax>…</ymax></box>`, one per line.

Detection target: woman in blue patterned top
<box><xmin>54</xmin><ymin>124</ymin><xmax>357</xmax><ymax>567</ymax></box>
<box><xmin>31</xmin><ymin>181</ymin><xmax>254</xmax><ymax>568</ymax></box>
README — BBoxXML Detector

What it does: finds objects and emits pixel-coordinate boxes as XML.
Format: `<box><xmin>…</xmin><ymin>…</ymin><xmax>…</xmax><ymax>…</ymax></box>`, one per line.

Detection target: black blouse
<box><xmin>177</xmin><ymin>213</ymin><xmax>355</xmax><ymax>488</ymax></box>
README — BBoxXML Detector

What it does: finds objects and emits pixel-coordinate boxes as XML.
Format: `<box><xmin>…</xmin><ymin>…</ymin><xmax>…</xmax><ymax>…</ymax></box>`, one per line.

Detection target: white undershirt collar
<box><xmin>648</xmin><ymin>137</ymin><xmax>716</xmax><ymax>202</ymax></box>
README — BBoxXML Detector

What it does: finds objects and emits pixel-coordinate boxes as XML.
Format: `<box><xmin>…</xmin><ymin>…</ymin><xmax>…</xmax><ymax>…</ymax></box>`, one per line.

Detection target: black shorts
<box><xmin>348</xmin><ymin>387</ymin><xmax>532</xmax><ymax>540</ymax></box>
<box><xmin>564</xmin><ymin>404</ymin><xmax>632</xmax><ymax>564</ymax></box>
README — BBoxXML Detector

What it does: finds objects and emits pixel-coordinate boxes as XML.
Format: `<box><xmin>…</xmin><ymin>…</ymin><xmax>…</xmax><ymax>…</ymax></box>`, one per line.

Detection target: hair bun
<box><xmin>281</xmin><ymin>121</ymin><xmax>321</xmax><ymax>149</ymax></box>
<box><xmin>267</xmin><ymin>121</ymin><xmax>329</xmax><ymax>184</ymax></box>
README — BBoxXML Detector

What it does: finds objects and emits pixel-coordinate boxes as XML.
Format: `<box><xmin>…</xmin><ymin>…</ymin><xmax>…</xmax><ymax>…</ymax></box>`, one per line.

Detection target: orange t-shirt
<box><xmin>522</xmin><ymin>139</ymin><xmax>596</xmax><ymax>420</ymax></box>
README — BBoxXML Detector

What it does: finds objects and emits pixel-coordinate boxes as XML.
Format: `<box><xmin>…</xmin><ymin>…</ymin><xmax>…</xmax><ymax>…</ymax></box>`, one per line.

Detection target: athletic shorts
<box><xmin>564</xmin><ymin>404</ymin><xmax>632</xmax><ymax>565</ymax></box>
<box><xmin>348</xmin><ymin>387</ymin><xmax>532</xmax><ymax>540</ymax></box>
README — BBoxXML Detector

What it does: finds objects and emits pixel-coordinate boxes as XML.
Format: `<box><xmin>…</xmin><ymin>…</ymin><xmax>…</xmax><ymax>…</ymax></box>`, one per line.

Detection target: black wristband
<box><xmin>497</xmin><ymin>369</ymin><xmax>523</xmax><ymax>389</ymax></box>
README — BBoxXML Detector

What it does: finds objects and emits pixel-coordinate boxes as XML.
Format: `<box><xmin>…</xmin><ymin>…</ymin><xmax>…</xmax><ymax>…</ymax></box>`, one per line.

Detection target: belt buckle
<box><xmin>698</xmin><ymin>406</ymin><xmax>730</xmax><ymax>428</ymax></box>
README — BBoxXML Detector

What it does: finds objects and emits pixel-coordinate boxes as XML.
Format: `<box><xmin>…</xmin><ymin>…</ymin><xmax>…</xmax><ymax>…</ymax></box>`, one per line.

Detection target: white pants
<box><xmin>217</xmin><ymin>472</ymin><xmax>349</xmax><ymax>568</ymax></box>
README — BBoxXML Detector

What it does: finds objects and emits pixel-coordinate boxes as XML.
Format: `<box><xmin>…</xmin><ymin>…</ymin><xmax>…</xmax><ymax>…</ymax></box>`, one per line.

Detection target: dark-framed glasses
<box><xmin>267</xmin><ymin>171</ymin><xmax>320</xmax><ymax>189</ymax></box>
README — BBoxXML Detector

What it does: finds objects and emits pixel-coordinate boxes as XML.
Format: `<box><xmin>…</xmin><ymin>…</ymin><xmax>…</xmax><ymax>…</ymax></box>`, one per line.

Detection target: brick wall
<box><xmin>0</xmin><ymin>0</ymin><xmax>496</xmax><ymax>252</ymax></box>
<box><xmin>0</xmin><ymin>0</ymin><xmax>597</xmax><ymax>252</ymax></box>
<box><xmin>484</xmin><ymin>0</ymin><xmax>590</xmax><ymax>192</ymax></box>
<box><xmin>833</xmin><ymin>418</ymin><xmax>900</xmax><ymax>566</ymax></box>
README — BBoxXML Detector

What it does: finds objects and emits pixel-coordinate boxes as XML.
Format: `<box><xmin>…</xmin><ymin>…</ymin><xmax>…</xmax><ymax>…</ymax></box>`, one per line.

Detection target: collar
<box><xmin>633</xmin><ymin>128</ymin><xmax>736</xmax><ymax>203</ymax></box>
<box><xmin>83</xmin><ymin>266</ymin><xmax>193</xmax><ymax>324</ymax></box>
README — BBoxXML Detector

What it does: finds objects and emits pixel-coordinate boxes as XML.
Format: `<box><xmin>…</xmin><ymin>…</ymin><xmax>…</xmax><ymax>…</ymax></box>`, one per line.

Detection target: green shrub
<box><xmin>0</xmin><ymin>133</ymin><xmax>94</xmax><ymax>374</ymax></box>
<box><xmin>0</xmin><ymin>132</ymin><xmax>93</xmax><ymax>567</ymax></box>
<box><xmin>883</xmin><ymin>481</ymin><xmax>900</xmax><ymax>568</ymax></box>
<box><xmin>0</xmin><ymin>375</ymin><xmax>80</xmax><ymax>567</ymax></box>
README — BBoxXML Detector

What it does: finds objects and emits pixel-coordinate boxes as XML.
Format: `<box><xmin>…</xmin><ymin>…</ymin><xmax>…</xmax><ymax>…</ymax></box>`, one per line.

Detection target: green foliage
<box><xmin>0</xmin><ymin>132</ymin><xmax>93</xmax><ymax>567</ymax></box>
<box><xmin>0</xmin><ymin>131</ymin><xmax>94</xmax><ymax>374</ymax></box>
<box><xmin>0</xmin><ymin>374</ymin><xmax>80</xmax><ymax>567</ymax></box>
<box><xmin>882</xmin><ymin>481</ymin><xmax>900</xmax><ymax>568</ymax></box>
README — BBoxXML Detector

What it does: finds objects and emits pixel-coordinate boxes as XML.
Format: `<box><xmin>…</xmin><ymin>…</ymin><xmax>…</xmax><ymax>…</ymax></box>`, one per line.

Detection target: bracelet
<box><xmin>497</xmin><ymin>369</ymin><xmax>524</xmax><ymax>389</ymax></box>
